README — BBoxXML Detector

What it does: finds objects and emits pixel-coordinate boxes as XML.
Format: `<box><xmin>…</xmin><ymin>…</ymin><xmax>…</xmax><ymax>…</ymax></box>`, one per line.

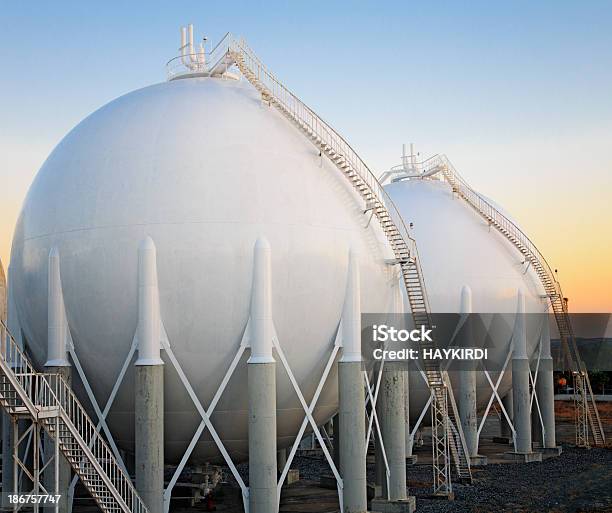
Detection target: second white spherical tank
<box><xmin>9</xmin><ymin>76</ymin><xmax>396</xmax><ymax>462</ymax></box>
<box><xmin>384</xmin><ymin>177</ymin><xmax>549</xmax><ymax>415</ymax></box>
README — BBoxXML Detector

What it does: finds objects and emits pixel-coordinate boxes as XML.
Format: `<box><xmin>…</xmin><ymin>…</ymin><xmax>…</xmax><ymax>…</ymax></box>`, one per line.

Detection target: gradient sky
<box><xmin>1</xmin><ymin>1</ymin><xmax>611</xmax><ymax>312</ymax></box>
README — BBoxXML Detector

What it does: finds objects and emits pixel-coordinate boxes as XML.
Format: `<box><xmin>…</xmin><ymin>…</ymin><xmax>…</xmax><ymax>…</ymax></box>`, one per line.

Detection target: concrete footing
<box><xmin>539</xmin><ymin>446</ymin><xmax>563</xmax><ymax>458</ymax></box>
<box><xmin>469</xmin><ymin>454</ymin><xmax>488</xmax><ymax>466</ymax></box>
<box><xmin>503</xmin><ymin>451</ymin><xmax>543</xmax><ymax>463</ymax></box>
<box><xmin>427</xmin><ymin>491</ymin><xmax>455</xmax><ymax>501</ymax></box>
<box><xmin>370</xmin><ymin>497</ymin><xmax>416</xmax><ymax>513</ymax></box>
<box><xmin>286</xmin><ymin>468</ymin><xmax>299</xmax><ymax>484</ymax></box>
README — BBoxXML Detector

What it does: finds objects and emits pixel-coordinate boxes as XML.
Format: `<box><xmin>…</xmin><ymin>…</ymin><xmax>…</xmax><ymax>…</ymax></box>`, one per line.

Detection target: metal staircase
<box><xmin>419</xmin><ymin>154</ymin><xmax>605</xmax><ymax>448</ymax></box>
<box><xmin>0</xmin><ymin>320</ymin><xmax>148</xmax><ymax>513</ymax></box>
<box><xmin>199</xmin><ymin>34</ymin><xmax>473</xmax><ymax>494</ymax></box>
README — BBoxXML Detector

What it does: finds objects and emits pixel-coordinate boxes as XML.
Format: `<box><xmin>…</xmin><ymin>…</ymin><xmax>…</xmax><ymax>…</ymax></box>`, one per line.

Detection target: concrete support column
<box><xmin>136</xmin><ymin>367</ymin><xmax>164</xmax><ymax>513</ymax></box>
<box><xmin>459</xmin><ymin>370</ymin><xmax>478</xmax><ymax>454</ymax></box>
<box><xmin>404</xmin><ymin>371</ymin><xmax>412</xmax><ymax>457</ymax></box>
<box><xmin>338</xmin><ymin>249</ymin><xmax>367</xmax><ymax>513</ymax></box>
<box><xmin>248</xmin><ymin>238</ymin><xmax>277</xmax><ymax>513</ymax></box>
<box><xmin>537</xmin><ymin>359</ymin><xmax>556</xmax><ymax>447</ymax></box>
<box><xmin>45</xmin><ymin>248</ymin><xmax>74</xmax><ymax>513</ymax></box>
<box><xmin>371</xmin><ymin>272</ymin><xmax>415</xmax><ymax>513</ymax></box>
<box><xmin>506</xmin><ymin>291</ymin><xmax>541</xmax><ymax>462</ymax></box>
<box><xmin>512</xmin><ymin>291</ymin><xmax>531</xmax><ymax>454</ymax></box>
<box><xmin>535</xmin><ymin>318</ymin><xmax>559</xmax><ymax>453</ymax></box>
<box><xmin>339</xmin><ymin>362</ymin><xmax>367</xmax><ymax>512</ymax></box>
<box><xmin>379</xmin><ymin>367</ymin><xmax>407</xmax><ymax>501</ymax></box>
<box><xmin>248</xmin><ymin>363</ymin><xmax>277</xmax><ymax>512</ymax></box>
<box><xmin>512</xmin><ymin>358</ymin><xmax>531</xmax><ymax>453</ymax></box>
<box><xmin>135</xmin><ymin>238</ymin><xmax>165</xmax><ymax>513</ymax></box>
<box><xmin>458</xmin><ymin>286</ymin><xmax>478</xmax><ymax>456</ymax></box>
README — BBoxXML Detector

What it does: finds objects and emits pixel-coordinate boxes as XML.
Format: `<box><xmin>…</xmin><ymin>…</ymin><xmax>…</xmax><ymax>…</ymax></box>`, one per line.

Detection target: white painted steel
<box><xmin>46</xmin><ymin>248</ymin><xmax>70</xmax><ymax>367</ymax></box>
<box><xmin>135</xmin><ymin>237</ymin><xmax>164</xmax><ymax>366</ymax></box>
<box><xmin>339</xmin><ymin>250</ymin><xmax>361</xmax><ymax>363</ymax></box>
<box><xmin>9</xmin><ymin>76</ymin><xmax>395</xmax><ymax>462</ymax></box>
<box><xmin>249</xmin><ymin>238</ymin><xmax>274</xmax><ymax>364</ymax></box>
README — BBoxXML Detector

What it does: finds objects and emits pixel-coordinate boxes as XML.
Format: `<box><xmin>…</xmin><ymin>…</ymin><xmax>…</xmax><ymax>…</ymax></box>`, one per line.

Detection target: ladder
<box><xmin>212</xmin><ymin>35</ymin><xmax>472</xmax><ymax>493</ymax></box>
<box><xmin>0</xmin><ymin>320</ymin><xmax>148</xmax><ymax>513</ymax></box>
<box><xmin>422</xmin><ymin>155</ymin><xmax>605</xmax><ymax>447</ymax></box>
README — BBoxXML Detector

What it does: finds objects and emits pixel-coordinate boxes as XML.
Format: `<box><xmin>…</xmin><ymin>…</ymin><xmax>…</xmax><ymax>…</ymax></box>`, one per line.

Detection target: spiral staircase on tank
<box><xmin>188</xmin><ymin>33</ymin><xmax>473</xmax><ymax>494</ymax></box>
<box><xmin>406</xmin><ymin>154</ymin><xmax>606</xmax><ymax>448</ymax></box>
<box><xmin>0</xmin><ymin>320</ymin><xmax>148</xmax><ymax>513</ymax></box>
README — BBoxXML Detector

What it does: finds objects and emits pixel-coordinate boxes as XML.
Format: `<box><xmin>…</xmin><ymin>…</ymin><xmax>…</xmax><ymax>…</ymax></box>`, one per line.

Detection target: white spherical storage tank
<box><xmin>9</xmin><ymin>75</ymin><xmax>397</xmax><ymax>462</ymax></box>
<box><xmin>384</xmin><ymin>175</ymin><xmax>549</xmax><ymax>419</ymax></box>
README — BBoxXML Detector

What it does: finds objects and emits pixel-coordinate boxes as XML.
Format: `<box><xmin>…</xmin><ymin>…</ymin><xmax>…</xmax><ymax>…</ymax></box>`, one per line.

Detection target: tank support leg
<box><xmin>248</xmin><ymin>360</ymin><xmax>277</xmax><ymax>513</ymax></box>
<box><xmin>505</xmin><ymin>291</ymin><xmax>541</xmax><ymax>462</ymax></box>
<box><xmin>378</xmin><ymin>367</ymin><xmax>407</xmax><ymax>500</ymax></box>
<box><xmin>45</xmin><ymin>247</ymin><xmax>73</xmax><ymax>513</ymax></box>
<box><xmin>338</xmin><ymin>249</ymin><xmax>367</xmax><ymax>513</ymax></box>
<box><xmin>248</xmin><ymin>238</ymin><xmax>278</xmax><ymax>513</ymax></box>
<box><xmin>458</xmin><ymin>286</ymin><xmax>487</xmax><ymax>465</ymax></box>
<box><xmin>135</xmin><ymin>238</ymin><xmax>165</xmax><ymax>513</ymax></box>
<box><xmin>534</xmin><ymin>319</ymin><xmax>560</xmax><ymax>456</ymax></box>
<box><xmin>370</xmin><ymin>268</ymin><xmax>415</xmax><ymax>512</ymax></box>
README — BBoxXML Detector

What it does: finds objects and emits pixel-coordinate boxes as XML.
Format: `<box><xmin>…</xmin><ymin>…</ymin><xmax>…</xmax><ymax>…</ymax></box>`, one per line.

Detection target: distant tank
<box><xmin>8</xmin><ymin>48</ymin><xmax>396</xmax><ymax>462</ymax></box>
<box><xmin>383</xmin><ymin>144</ymin><xmax>549</xmax><ymax>418</ymax></box>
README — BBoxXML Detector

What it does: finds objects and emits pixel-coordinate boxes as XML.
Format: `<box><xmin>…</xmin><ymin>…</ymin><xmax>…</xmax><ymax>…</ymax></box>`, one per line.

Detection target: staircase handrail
<box><xmin>432</xmin><ymin>156</ymin><xmax>563</xmax><ymax>296</ymax></box>
<box><xmin>1</xmin><ymin>320</ymin><xmax>40</xmax><ymax>412</ymax></box>
<box><xmin>0</xmin><ymin>320</ymin><xmax>147</xmax><ymax>513</ymax></box>
<box><xmin>225</xmin><ymin>36</ymin><xmax>432</xmax><ymax>313</ymax></box>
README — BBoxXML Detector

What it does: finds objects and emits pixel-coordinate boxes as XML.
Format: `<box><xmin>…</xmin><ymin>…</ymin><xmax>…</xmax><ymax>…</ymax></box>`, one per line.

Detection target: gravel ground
<box><xmin>212</xmin><ymin>443</ymin><xmax>611</xmax><ymax>512</ymax></box>
<box><xmin>405</xmin><ymin>445</ymin><xmax>612</xmax><ymax>513</ymax></box>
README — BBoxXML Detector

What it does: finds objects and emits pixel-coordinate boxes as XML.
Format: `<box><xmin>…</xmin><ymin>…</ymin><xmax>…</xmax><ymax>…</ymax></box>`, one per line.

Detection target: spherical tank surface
<box><xmin>384</xmin><ymin>178</ymin><xmax>549</xmax><ymax>419</ymax></box>
<box><xmin>10</xmin><ymin>76</ymin><xmax>396</xmax><ymax>462</ymax></box>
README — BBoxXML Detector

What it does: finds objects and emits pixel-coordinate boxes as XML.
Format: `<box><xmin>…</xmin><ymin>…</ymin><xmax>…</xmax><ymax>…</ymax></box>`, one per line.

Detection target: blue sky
<box><xmin>1</xmin><ymin>1</ymin><xmax>611</xmax><ymax>310</ymax></box>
